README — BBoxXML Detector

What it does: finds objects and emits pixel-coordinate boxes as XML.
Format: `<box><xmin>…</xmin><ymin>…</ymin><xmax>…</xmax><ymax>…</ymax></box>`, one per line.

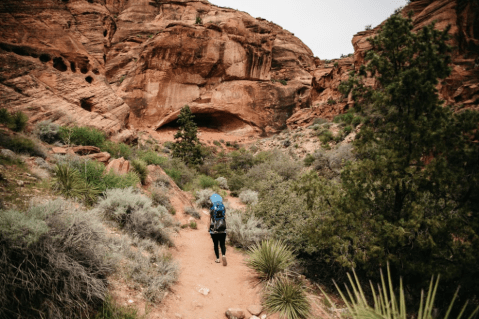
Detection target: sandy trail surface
<box><xmin>158</xmin><ymin>205</ymin><xmax>265</xmax><ymax>319</ymax></box>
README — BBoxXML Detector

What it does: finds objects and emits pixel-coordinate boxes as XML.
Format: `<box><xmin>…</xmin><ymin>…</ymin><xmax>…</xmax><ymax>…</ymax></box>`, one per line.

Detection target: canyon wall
<box><xmin>0</xmin><ymin>0</ymin><xmax>477</xmax><ymax>136</ymax></box>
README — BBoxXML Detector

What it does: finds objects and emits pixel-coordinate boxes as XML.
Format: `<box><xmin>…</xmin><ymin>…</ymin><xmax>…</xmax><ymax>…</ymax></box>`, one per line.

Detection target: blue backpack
<box><xmin>210</xmin><ymin>194</ymin><xmax>226</xmax><ymax>232</ymax></box>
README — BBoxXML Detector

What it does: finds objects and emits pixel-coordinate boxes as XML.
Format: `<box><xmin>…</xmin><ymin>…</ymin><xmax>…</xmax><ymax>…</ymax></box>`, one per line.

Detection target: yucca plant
<box><xmin>52</xmin><ymin>164</ymin><xmax>99</xmax><ymax>205</ymax></box>
<box><xmin>325</xmin><ymin>265</ymin><xmax>479</xmax><ymax>319</ymax></box>
<box><xmin>263</xmin><ymin>275</ymin><xmax>311</xmax><ymax>319</ymax></box>
<box><xmin>131</xmin><ymin>159</ymin><xmax>148</xmax><ymax>184</ymax></box>
<box><xmin>246</xmin><ymin>239</ymin><xmax>295</xmax><ymax>281</ymax></box>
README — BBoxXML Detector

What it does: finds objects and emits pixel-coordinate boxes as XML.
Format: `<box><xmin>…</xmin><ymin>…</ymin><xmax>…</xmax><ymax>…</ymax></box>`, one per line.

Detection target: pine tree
<box><xmin>302</xmin><ymin>12</ymin><xmax>479</xmax><ymax>304</ymax></box>
<box><xmin>171</xmin><ymin>105</ymin><xmax>203</xmax><ymax>165</ymax></box>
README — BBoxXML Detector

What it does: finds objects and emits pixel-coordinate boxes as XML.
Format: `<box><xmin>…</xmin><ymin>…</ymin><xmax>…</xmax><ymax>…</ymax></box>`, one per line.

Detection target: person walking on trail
<box><xmin>208</xmin><ymin>193</ymin><xmax>227</xmax><ymax>266</ymax></box>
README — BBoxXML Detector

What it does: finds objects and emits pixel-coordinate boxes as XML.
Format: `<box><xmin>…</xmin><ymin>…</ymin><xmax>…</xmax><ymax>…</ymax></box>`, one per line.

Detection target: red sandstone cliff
<box><xmin>0</xmin><ymin>0</ymin><xmax>477</xmax><ymax>136</ymax></box>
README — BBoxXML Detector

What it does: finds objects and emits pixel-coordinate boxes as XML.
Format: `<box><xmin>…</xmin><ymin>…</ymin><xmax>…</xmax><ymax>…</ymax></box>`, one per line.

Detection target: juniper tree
<box><xmin>172</xmin><ymin>105</ymin><xmax>203</xmax><ymax>165</ymax></box>
<box><xmin>301</xmin><ymin>12</ymin><xmax>479</xmax><ymax>304</ymax></box>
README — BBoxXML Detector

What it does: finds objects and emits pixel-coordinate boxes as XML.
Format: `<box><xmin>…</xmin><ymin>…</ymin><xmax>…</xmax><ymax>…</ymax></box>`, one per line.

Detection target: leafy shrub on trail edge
<box><xmin>34</xmin><ymin>120</ymin><xmax>61</xmax><ymax>143</ymax></box>
<box><xmin>131</xmin><ymin>159</ymin><xmax>148</xmax><ymax>184</ymax></box>
<box><xmin>96</xmin><ymin>188</ymin><xmax>176</xmax><ymax>246</ymax></box>
<box><xmin>239</xmin><ymin>189</ymin><xmax>259</xmax><ymax>206</ymax></box>
<box><xmin>52</xmin><ymin>163</ymin><xmax>100</xmax><ymax>205</ymax></box>
<box><xmin>184</xmin><ymin>206</ymin><xmax>201</xmax><ymax>219</ymax></box>
<box><xmin>60</xmin><ymin>126</ymin><xmax>106</xmax><ymax>147</ymax></box>
<box><xmin>0</xmin><ymin>199</ymin><xmax>114</xmax><ymax>318</ymax></box>
<box><xmin>195</xmin><ymin>188</ymin><xmax>214</xmax><ymax>208</ymax></box>
<box><xmin>0</xmin><ymin>133</ymin><xmax>47</xmax><ymax>158</ymax></box>
<box><xmin>216</xmin><ymin>176</ymin><xmax>229</xmax><ymax>190</ymax></box>
<box><xmin>227</xmin><ymin>211</ymin><xmax>269</xmax><ymax>248</ymax></box>
<box><xmin>263</xmin><ymin>276</ymin><xmax>311</xmax><ymax>319</ymax></box>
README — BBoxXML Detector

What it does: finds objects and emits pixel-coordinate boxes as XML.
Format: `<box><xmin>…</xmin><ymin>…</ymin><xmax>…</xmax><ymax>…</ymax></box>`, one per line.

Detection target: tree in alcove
<box><xmin>172</xmin><ymin>105</ymin><xmax>204</xmax><ymax>165</ymax></box>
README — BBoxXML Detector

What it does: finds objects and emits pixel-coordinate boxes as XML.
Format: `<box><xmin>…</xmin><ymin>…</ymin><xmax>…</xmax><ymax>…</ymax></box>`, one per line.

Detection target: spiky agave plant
<box><xmin>52</xmin><ymin>164</ymin><xmax>99</xmax><ymax>205</ymax></box>
<box><xmin>246</xmin><ymin>239</ymin><xmax>295</xmax><ymax>281</ymax></box>
<box><xmin>324</xmin><ymin>265</ymin><xmax>479</xmax><ymax>319</ymax></box>
<box><xmin>263</xmin><ymin>275</ymin><xmax>311</xmax><ymax>319</ymax></box>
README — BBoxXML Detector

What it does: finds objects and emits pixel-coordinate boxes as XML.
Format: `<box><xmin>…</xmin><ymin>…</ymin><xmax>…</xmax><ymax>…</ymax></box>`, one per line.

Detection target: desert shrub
<box><xmin>162</xmin><ymin>158</ymin><xmax>196</xmax><ymax>189</ymax></box>
<box><xmin>96</xmin><ymin>188</ymin><xmax>175</xmax><ymax>246</ymax></box>
<box><xmin>318</xmin><ymin>129</ymin><xmax>333</xmax><ymax>144</ymax></box>
<box><xmin>94</xmin><ymin>295</ymin><xmax>139</xmax><ymax>319</ymax></box>
<box><xmin>101</xmin><ymin>141</ymin><xmax>132</xmax><ymax>159</ymax></box>
<box><xmin>150</xmin><ymin>186</ymin><xmax>172</xmax><ymax>210</ymax></box>
<box><xmin>239</xmin><ymin>189</ymin><xmax>259</xmax><ymax>205</ymax></box>
<box><xmin>351</xmin><ymin>116</ymin><xmax>362</xmax><ymax>127</ymax></box>
<box><xmin>327</xmin><ymin>98</ymin><xmax>337</xmax><ymax>105</ymax></box>
<box><xmin>0</xmin><ymin>108</ymin><xmax>12</xmax><ymax>125</ymax></box>
<box><xmin>213</xmin><ymin>140</ymin><xmax>221</xmax><ymax>146</ymax></box>
<box><xmin>312</xmin><ymin>144</ymin><xmax>354</xmax><ymax>179</ymax></box>
<box><xmin>247</xmin><ymin>239</ymin><xmax>295</xmax><ymax>281</ymax></box>
<box><xmin>131</xmin><ymin>159</ymin><xmax>148</xmax><ymax>184</ymax></box>
<box><xmin>263</xmin><ymin>276</ymin><xmax>311</xmax><ymax>319</ymax></box>
<box><xmin>246</xmin><ymin>150</ymin><xmax>302</xmax><ymax>183</ymax></box>
<box><xmin>52</xmin><ymin>164</ymin><xmax>100</xmax><ymax>205</ymax></box>
<box><xmin>0</xmin><ymin>200</ymin><xmax>114</xmax><ymax>318</ymax></box>
<box><xmin>10</xmin><ymin>111</ymin><xmax>29</xmax><ymax>132</ymax></box>
<box><xmin>229</xmin><ymin>148</ymin><xmax>254</xmax><ymax>172</ymax></box>
<box><xmin>184</xmin><ymin>206</ymin><xmax>201</xmax><ymax>219</ymax></box>
<box><xmin>107</xmin><ymin>235</ymin><xmax>178</xmax><ymax>302</ymax></box>
<box><xmin>0</xmin><ymin>134</ymin><xmax>47</xmax><ymax>158</ymax></box>
<box><xmin>195</xmin><ymin>188</ymin><xmax>214</xmax><ymax>208</ymax></box>
<box><xmin>198</xmin><ymin>174</ymin><xmax>217</xmax><ymax>188</ymax></box>
<box><xmin>228</xmin><ymin>173</ymin><xmax>247</xmax><ymax>197</ymax></box>
<box><xmin>216</xmin><ymin>176</ymin><xmax>229</xmax><ymax>190</ymax></box>
<box><xmin>344</xmin><ymin>125</ymin><xmax>352</xmax><ymax>135</ymax></box>
<box><xmin>34</xmin><ymin>120</ymin><xmax>61</xmax><ymax>143</ymax></box>
<box><xmin>227</xmin><ymin>211</ymin><xmax>269</xmax><ymax>248</ymax></box>
<box><xmin>333</xmin><ymin>112</ymin><xmax>354</xmax><ymax>124</ymax></box>
<box><xmin>303</xmin><ymin>154</ymin><xmax>315</xmax><ymax>166</ymax></box>
<box><xmin>154</xmin><ymin>173</ymin><xmax>171</xmax><ymax>188</ymax></box>
<box><xmin>137</xmin><ymin>150</ymin><xmax>167</xmax><ymax>166</ymax></box>
<box><xmin>60</xmin><ymin>126</ymin><xmax>106</xmax><ymax>147</ymax></box>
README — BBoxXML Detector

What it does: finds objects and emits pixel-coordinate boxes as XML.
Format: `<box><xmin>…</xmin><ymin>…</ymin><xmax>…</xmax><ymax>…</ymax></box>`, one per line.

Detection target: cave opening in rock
<box><xmin>85</xmin><ymin>76</ymin><xmax>93</xmax><ymax>83</ymax></box>
<box><xmin>80</xmin><ymin>66</ymin><xmax>89</xmax><ymax>74</ymax></box>
<box><xmin>39</xmin><ymin>54</ymin><xmax>51</xmax><ymax>63</ymax></box>
<box><xmin>70</xmin><ymin>61</ymin><xmax>76</xmax><ymax>72</ymax></box>
<box><xmin>53</xmin><ymin>57</ymin><xmax>67</xmax><ymax>72</ymax></box>
<box><xmin>161</xmin><ymin>111</ymin><xmax>250</xmax><ymax>133</ymax></box>
<box><xmin>80</xmin><ymin>98</ymin><xmax>94</xmax><ymax>112</ymax></box>
<box><xmin>103</xmin><ymin>30</ymin><xmax>107</xmax><ymax>37</ymax></box>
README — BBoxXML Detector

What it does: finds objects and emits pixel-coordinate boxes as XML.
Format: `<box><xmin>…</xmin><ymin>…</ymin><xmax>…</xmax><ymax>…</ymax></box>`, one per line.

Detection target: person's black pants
<box><xmin>210</xmin><ymin>233</ymin><xmax>226</xmax><ymax>259</ymax></box>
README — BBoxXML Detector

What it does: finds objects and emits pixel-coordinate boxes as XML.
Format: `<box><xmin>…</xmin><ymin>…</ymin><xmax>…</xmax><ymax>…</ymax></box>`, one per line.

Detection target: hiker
<box><xmin>208</xmin><ymin>193</ymin><xmax>227</xmax><ymax>266</ymax></box>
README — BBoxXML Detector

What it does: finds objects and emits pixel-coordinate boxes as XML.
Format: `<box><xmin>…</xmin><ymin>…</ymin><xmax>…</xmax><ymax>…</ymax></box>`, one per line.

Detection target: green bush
<box><xmin>318</xmin><ymin>129</ymin><xmax>333</xmax><ymax>144</ymax></box>
<box><xmin>263</xmin><ymin>276</ymin><xmax>311</xmax><ymax>319</ymax></box>
<box><xmin>0</xmin><ymin>109</ymin><xmax>29</xmax><ymax>132</ymax></box>
<box><xmin>137</xmin><ymin>150</ymin><xmax>167</xmax><ymax>166</ymax></box>
<box><xmin>303</xmin><ymin>154</ymin><xmax>315</xmax><ymax>166</ymax></box>
<box><xmin>101</xmin><ymin>141</ymin><xmax>132</xmax><ymax>159</ymax></box>
<box><xmin>150</xmin><ymin>186</ymin><xmax>172</xmax><ymax>211</ymax></box>
<box><xmin>199</xmin><ymin>174</ymin><xmax>217</xmax><ymax>189</ymax></box>
<box><xmin>229</xmin><ymin>148</ymin><xmax>254</xmax><ymax>172</ymax></box>
<box><xmin>60</xmin><ymin>126</ymin><xmax>106</xmax><ymax>147</ymax></box>
<box><xmin>246</xmin><ymin>239</ymin><xmax>295</xmax><ymax>281</ymax></box>
<box><xmin>227</xmin><ymin>211</ymin><xmax>269</xmax><ymax>248</ymax></box>
<box><xmin>131</xmin><ymin>159</ymin><xmax>148</xmax><ymax>184</ymax></box>
<box><xmin>94</xmin><ymin>295</ymin><xmax>139</xmax><ymax>319</ymax></box>
<box><xmin>333</xmin><ymin>113</ymin><xmax>354</xmax><ymax>124</ymax></box>
<box><xmin>327</xmin><ymin>98</ymin><xmax>337</xmax><ymax>105</ymax></box>
<box><xmin>228</xmin><ymin>173</ymin><xmax>247</xmax><ymax>197</ymax></box>
<box><xmin>0</xmin><ymin>200</ymin><xmax>114</xmax><ymax>318</ymax></box>
<box><xmin>351</xmin><ymin>116</ymin><xmax>361</xmax><ymax>127</ymax></box>
<box><xmin>216</xmin><ymin>176</ymin><xmax>229</xmax><ymax>190</ymax></box>
<box><xmin>0</xmin><ymin>134</ymin><xmax>47</xmax><ymax>158</ymax></box>
<box><xmin>162</xmin><ymin>158</ymin><xmax>196</xmax><ymax>189</ymax></box>
<box><xmin>33</xmin><ymin>120</ymin><xmax>61</xmax><ymax>143</ymax></box>
<box><xmin>52</xmin><ymin>164</ymin><xmax>100</xmax><ymax>205</ymax></box>
<box><xmin>344</xmin><ymin>125</ymin><xmax>352</xmax><ymax>134</ymax></box>
<box><xmin>96</xmin><ymin>188</ymin><xmax>175</xmax><ymax>246</ymax></box>
<box><xmin>213</xmin><ymin>140</ymin><xmax>221</xmax><ymax>147</ymax></box>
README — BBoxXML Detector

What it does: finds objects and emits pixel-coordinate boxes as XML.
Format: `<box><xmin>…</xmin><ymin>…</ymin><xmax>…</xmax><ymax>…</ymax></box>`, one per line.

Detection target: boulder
<box><xmin>105</xmin><ymin>157</ymin><xmax>130</xmax><ymax>175</ymax></box>
<box><xmin>1</xmin><ymin>149</ymin><xmax>17</xmax><ymax>159</ymax></box>
<box><xmin>51</xmin><ymin>147</ymin><xmax>67</xmax><ymax>154</ymax></box>
<box><xmin>247</xmin><ymin>305</ymin><xmax>263</xmax><ymax>316</ymax></box>
<box><xmin>226</xmin><ymin>308</ymin><xmax>245</xmax><ymax>319</ymax></box>
<box><xmin>84</xmin><ymin>152</ymin><xmax>111</xmax><ymax>164</ymax></box>
<box><xmin>70</xmin><ymin>146</ymin><xmax>101</xmax><ymax>155</ymax></box>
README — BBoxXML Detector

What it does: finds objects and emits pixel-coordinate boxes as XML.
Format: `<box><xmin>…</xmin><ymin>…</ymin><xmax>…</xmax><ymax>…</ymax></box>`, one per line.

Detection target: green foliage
<box><xmin>52</xmin><ymin>164</ymin><xmax>100</xmax><ymax>205</ymax></box>
<box><xmin>239</xmin><ymin>189</ymin><xmax>258</xmax><ymax>205</ymax></box>
<box><xmin>333</xmin><ymin>112</ymin><xmax>354</xmax><ymax>124</ymax></box>
<box><xmin>216</xmin><ymin>176</ymin><xmax>229</xmax><ymax>190</ymax></box>
<box><xmin>351</xmin><ymin>116</ymin><xmax>361</xmax><ymax>127</ymax></box>
<box><xmin>195</xmin><ymin>188</ymin><xmax>214</xmax><ymax>208</ymax></box>
<box><xmin>150</xmin><ymin>186</ymin><xmax>172</xmax><ymax>211</ymax></box>
<box><xmin>34</xmin><ymin>120</ymin><xmax>61</xmax><ymax>143</ymax></box>
<box><xmin>101</xmin><ymin>141</ymin><xmax>132</xmax><ymax>159</ymax></box>
<box><xmin>0</xmin><ymin>108</ymin><xmax>11</xmax><ymax>125</ymax></box>
<box><xmin>229</xmin><ymin>148</ymin><xmax>254</xmax><ymax>172</ymax></box>
<box><xmin>246</xmin><ymin>239</ymin><xmax>295</xmax><ymax>281</ymax></box>
<box><xmin>137</xmin><ymin>150</ymin><xmax>167</xmax><ymax>166</ymax></box>
<box><xmin>213</xmin><ymin>140</ymin><xmax>221</xmax><ymax>147</ymax></box>
<box><xmin>0</xmin><ymin>109</ymin><xmax>28</xmax><ymax>132</ymax></box>
<box><xmin>195</xmin><ymin>16</ymin><xmax>202</xmax><ymax>24</ymax></box>
<box><xmin>344</xmin><ymin>125</ymin><xmax>352</xmax><ymax>134</ymax></box>
<box><xmin>0</xmin><ymin>133</ymin><xmax>47</xmax><ymax>158</ymax></box>
<box><xmin>0</xmin><ymin>200</ymin><xmax>114</xmax><ymax>318</ymax></box>
<box><xmin>60</xmin><ymin>126</ymin><xmax>106</xmax><ymax>147</ymax></box>
<box><xmin>330</xmin><ymin>267</ymin><xmax>479</xmax><ymax>319</ymax></box>
<box><xmin>327</xmin><ymin>98</ymin><xmax>336</xmax><ymax>105</ymax></box>
<box><xmin>171</xmin><ymin>105</ymin><xmax>204</xmax><ymax>165</ymax></box>
<box><xmin>162</xmin><ymin>157</ymin><xmax>196</xmax><ymax>189</ymax></box>
<box><xmin>131</xmin><ymin>159</ymin><xmax>148</xmax><ymax>184</ymax></box>
<box><xmin>198</xmin><ymin>174</ymin><xmax>218</xmax><ymax>188</ymax></box>
<box><xmin>279</xmin><ymin>79</ymin><xmax>287</xmax><ymax>85</ymax></box>
<box><xmin>303</xmin><ymin>154</ymin><xmax>315</xmax><ymax>167</ymax></box>
<box><xmin>263</xmin><ymin>276</ymin><xmax>311</xmax><ymax>319</ymax></box>
<box><xmin>298</xmin><ymin>12</ymin><xmax>479</xmax><ymax>305</ymax></box>
<box><xmin>318</xmin><ymin>129</ymin><xmax>333</xmax><ymax>144</ymax></box>
<box><xmin>189</xmin><ymin>220</ymin><xmax>197</xmax><ymax>229</ymax></box>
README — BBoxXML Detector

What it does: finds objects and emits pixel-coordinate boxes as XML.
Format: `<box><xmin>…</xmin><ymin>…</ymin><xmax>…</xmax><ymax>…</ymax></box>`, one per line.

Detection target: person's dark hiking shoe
<box><xmin>222</xmin><ymin>255</ymin><xmax>227</xmax><ymax>266</ymax></box>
